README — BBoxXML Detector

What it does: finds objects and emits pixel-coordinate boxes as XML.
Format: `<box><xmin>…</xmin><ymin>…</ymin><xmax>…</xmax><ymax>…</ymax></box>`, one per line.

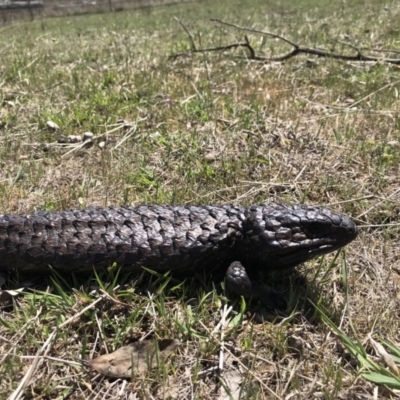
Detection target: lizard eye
<box><xmin>308</xmin><ymin>223</ymin><xmax>325</xmax><ymax>235</ymax></box>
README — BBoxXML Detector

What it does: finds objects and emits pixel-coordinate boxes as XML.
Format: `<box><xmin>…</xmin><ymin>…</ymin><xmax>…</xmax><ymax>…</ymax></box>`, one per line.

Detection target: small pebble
<box><xmin>83</xmin><ymin>131</ymin><xmax>94</xmax><ymax>141</ymax></box>
<box><xmin>98</xmin><ymin>141</ymin><xmax>106</xmax><ymax>149</ymax></box>
<box><xmin>46</xmin><ymin>120</ymin><xmax>59</xmax><ymax>131</ymax></box>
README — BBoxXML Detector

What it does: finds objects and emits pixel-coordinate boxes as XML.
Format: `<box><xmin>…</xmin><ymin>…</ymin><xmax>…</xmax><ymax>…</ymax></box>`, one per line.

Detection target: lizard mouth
<box><xmin>308</xmin><ymin>219</ymin><xmax>358</xmax><ymax>257</ymax></box>
<box><xmin>307</xmin><ymin>243</ymin><xmax>337</xmax><ymax>256</ymax></box>
<box><xmin>307</xmin><ymin>232</ymin><xmax>358</xmax><ymax>257</ymax></box>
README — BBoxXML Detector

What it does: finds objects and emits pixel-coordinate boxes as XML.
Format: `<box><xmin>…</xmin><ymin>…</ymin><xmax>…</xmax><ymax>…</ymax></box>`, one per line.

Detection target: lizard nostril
<box><xmin>346</xmin><ymin>222</ymin><xmax>358</xmax><ymax>238</ymax></box>
<box><xmin>341</xmin><ymin>216</ymin><xmax>358</xmax><ymax>238</ymax></box>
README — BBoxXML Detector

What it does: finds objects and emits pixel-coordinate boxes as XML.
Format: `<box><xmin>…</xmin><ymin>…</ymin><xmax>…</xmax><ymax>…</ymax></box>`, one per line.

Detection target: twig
<box><xmin>211</xmin><ymin>18</ymin><xmax>299</xmax><ymax>49</ymax></box>
<box><xmin>174</xmin><ymin>17</ymin><xmax>196</xmax><ymax>51</ymax></box>
<box><xmin>334</xmin><ymin>40</ymin><xmax>362</xmax><ymax>57</ymax></box>
<box><xmin>345</xmin><ymin>79</ymin><xmax>400</xmax><ymax>109</ymax></box>
<box><xmin>356</xmin><ymin>187</ymin><xmax>400</xmax><ymax>219</ymax></box>
<box><xmin>8</xmin><ymin>331</ymin><xmax>57</xmax><ymax>400</ymax></box>
<box><xmin>19</xmin><ymin>355</ymin><xmax>82</xmax><ymax>367</ymax></box>
<box><xmin>59</xmin><ymin>295</ymin><xmax>105</xmax><ymax>328</ymax></box>
<box><xmin>212</xmin><ymin>19</ymin><xmax>400</xmax><ymax>64</ymax></box>
<box><xmin>7</xmin><ymin>294</ymin><xmax>110</xmax><ymax>399</ymax></box>
<box><xmin>170</xmin><ymin>18</ymin><xmax>400</xmax><ymax>66</ymax></box>
<box><xmin>169</xmin><ymin>41</ymin><xmax>259</xmax><ymax>61</ymax></box>
<box><xmin>361</xmin><ymin>47</ymin><xmax>400</xmax><ymax>55</ymax></box>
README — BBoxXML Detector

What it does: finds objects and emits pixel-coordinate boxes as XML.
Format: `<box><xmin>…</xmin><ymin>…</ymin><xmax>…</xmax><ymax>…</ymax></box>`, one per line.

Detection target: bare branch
<box><xmin>169</xmin><ymin>40</ymin><xmax>259</xmax><ymax>61</ymax></box>
<box><xmin>360</xmin><ymin>47</ymin><xmax>400</xmax><ymax>55</ymax></box>
<box><xmin>244</xmin><ymin>35</ymin><xmax>255</xmax><ymax>59</ymax></box>
<box><xmin>334</xmin><ymin>40</ymin><xmax>362</xmax><ymax>57</ymax></box>
<box><xmin>210</xmin><ymin>18</ymin><xmax>299</xmax><ymax>49</ymax></box>
<box><xmin>174</xmin><ymin>17</ymin><xmax>196</xmax><ymax>51</ymax></box>
<box><xmin>170</xmin><ymin>18</ymin><xmax>400</xmax><ymax>66</ymax></box>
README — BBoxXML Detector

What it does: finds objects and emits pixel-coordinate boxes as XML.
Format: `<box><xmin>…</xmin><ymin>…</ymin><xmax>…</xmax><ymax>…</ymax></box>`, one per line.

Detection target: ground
<box><xmin>1</xmin><ymin>0</ymin><xmax>400</xmax><ymax>398</ymax></box>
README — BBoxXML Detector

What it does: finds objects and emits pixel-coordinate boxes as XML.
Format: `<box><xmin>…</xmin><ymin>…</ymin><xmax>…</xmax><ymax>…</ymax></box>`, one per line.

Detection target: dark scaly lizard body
<box><xmin>0</xmin><ymin>204</ymin><xmax>357</xmax><ymax>294</ymax></box>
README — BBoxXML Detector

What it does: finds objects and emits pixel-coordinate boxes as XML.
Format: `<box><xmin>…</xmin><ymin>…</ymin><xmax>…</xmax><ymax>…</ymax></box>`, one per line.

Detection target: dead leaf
<box><xmin>369</xmin><ymin>335</ymin><xmax>400</xmax><ymax>376</ymax></box>
<box><xmin>85</xmin><ymin>339</ymin><xmax>180</xmax><ymax>378</ymax></box>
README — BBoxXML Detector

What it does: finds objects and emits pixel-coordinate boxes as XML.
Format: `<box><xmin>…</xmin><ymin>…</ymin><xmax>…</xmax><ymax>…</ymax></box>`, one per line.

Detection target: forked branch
<box><xmin>170</xmin><ymin>18</ymin><xmax>400</xmax><ymax>65</ymax></box>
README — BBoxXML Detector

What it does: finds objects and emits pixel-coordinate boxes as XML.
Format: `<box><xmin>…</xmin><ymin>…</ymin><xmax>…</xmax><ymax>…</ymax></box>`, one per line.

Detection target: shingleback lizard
<box><xmin>0</xmin><ymin>203</ymin><xmax>357</xmax><ymax>297</ymax></box>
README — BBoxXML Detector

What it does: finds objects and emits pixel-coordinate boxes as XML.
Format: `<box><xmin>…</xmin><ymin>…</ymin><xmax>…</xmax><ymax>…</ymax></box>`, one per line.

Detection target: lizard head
<box><xmin>240</xmin><ymin>204</ymin><xmax>358</xmax><ymax>269</ymax></box>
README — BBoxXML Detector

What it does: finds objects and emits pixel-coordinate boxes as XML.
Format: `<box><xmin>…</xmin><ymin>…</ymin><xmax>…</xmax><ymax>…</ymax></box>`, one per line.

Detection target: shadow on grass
<box><xmin>2</xmin><ymin>261</ymin><xmax>343</xmax><ymax>326</ymax></box>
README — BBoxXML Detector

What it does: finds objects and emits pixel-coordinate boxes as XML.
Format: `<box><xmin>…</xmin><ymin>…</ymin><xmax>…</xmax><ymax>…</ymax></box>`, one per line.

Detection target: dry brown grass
<box><xmin>1</xmin><ymin>0</ymin><xmax>400</xmax><ymax>398</ymax></box>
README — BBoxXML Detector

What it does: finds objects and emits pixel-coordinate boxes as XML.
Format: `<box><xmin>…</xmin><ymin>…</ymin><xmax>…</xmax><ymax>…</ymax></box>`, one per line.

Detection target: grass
<box><xmin>1</xmin><ymin>0</ymin><xmax>400</xmax><ymax>398</ymax></box>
